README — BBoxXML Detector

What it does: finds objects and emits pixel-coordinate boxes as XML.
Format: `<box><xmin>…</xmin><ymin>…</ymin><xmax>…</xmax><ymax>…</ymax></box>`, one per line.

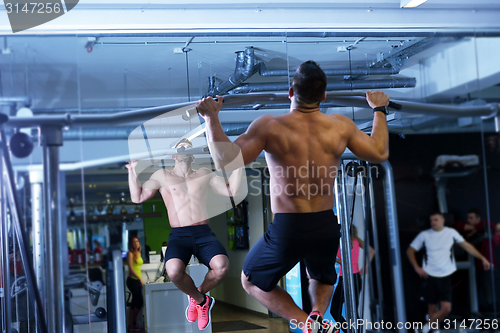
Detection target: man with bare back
<box><xmin>126</xmin><ymin>138</ymin><xmax>243</xmax><ymax>330</ymax></box>
<box><xmin>196</xmin><ymin>60</ymin><xmax>389</xmax><ymax>333</ymax></box>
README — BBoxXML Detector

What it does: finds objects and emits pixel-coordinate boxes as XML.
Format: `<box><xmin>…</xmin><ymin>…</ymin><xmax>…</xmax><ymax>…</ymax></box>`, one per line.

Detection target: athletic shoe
<box><xmin>186</xmin><ymin>295</ymin><xmax>198</xmax><ymax>323</ymax></box>
<box><xmin>196</xmin><ymin>295</ymin><xmax>215</xmax><ymax>330</ymax></box>
<box><xmin>127</xmin><ymin>325</ymin><xmax>141</xmax><ymax>331</ymax></box>
<box><xmin>303</xmin><ymin>311</ymin><xmax>324</xmax><ymax>333</ymax></box>
<box><xmin>321</xmin><ymin>322</ymin><xmax>336</xmax><ymax>333</ymax></box>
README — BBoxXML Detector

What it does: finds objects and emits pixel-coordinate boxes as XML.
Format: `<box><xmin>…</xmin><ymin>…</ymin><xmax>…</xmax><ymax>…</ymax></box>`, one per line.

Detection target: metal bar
<box><xmin>29</xmin><ymin>171</ymin><xmax>45</xmax><ymax>333</ymax></box>
<box><xmin>1</xmin><ymin>157</ymin><xmax>13</xmax><ymax>333</ymax></box>
<box><xmin>5</xmin><ymin>93</ymin><xmax>499</xmax><ymax>128</ymax></box>
<box><xmin>380</xmin><ymin>161</ymin><xmax>407</xmax><ymax>333</ymax></box>
<box><xmin>41</xmin><ymin>126</ymin><xmax>65</xmax><ymax>333</ymax></box>
<box><xmin>367</xmin><ymin>168</ymin><xmax>384</xmax><ymax>322</ymax></box>
<box><xmin>468</xmin><ymin>255</ymin><xmax>479</xmax><ymax>313</ymax></box>
<box><xmin>339</xmin><ymin>163</ymin><xmax>358</xmax><ymax>333</ymax></box>
<box><xmin>0</xmin><ymin>128</ymin><xmax>47</xmax><ymax>333</ymax></box>
<box><xmin>435</xmin><ymin>178</ymin><xmax>449</xmax><ymax>214</ymax></box>
<box><xmin>359</xmin><ymin>170</ymin><xmax>373</xmax><ymax>324</ymax></box>
<box><xmin>107</xmin><ymin>247</ymin><xmax>127</xmax><ymax>333</ymax></box>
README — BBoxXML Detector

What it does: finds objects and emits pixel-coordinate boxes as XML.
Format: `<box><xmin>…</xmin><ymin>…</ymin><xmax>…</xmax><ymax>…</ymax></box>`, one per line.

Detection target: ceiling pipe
<box><xmin>208</xmin><ymin>46</ymin><xmax>403</xmax><ymax>97</ymax></box>
<box><xmin>257</xmin><ymin>63</ymin><xmax>399</xmax><ymax>77</ymax></box>
<box><xmin>61</xmin><ymin>123</ymin><xmax>252</xmax><ymax>141</ymax></box>
<box><xmin>229</xmin><ymin>78</ymin><xmax>416</xmax><ymax>94</ymax></box>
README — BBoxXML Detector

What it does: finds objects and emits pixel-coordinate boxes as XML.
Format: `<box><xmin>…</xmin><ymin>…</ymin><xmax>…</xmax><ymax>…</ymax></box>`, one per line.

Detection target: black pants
<box><xmin>330</xmin><ymin>273</ymin><xmax>362</xmax><ymax>332</ymax></box>
<box><xmin>126</xmin><ymin>277</ymin><xmax>144</xmax><ymax>310</ymax></box>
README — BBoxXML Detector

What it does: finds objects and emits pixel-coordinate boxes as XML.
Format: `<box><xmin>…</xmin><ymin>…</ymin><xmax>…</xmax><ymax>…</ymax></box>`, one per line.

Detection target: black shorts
<box><xmin>165</xmin><ymin>224</ymin><xmax>227</xmax><ymax>267</ymax></box>
<box><xmin>422</xmin><ymin>275</ymin><xmax>452</xmax><ymax>304</ymax></box>
<box><xmin>243</xmin><ymin>210</ymin><xmax>340</xmax><ymax>292</ymax></box>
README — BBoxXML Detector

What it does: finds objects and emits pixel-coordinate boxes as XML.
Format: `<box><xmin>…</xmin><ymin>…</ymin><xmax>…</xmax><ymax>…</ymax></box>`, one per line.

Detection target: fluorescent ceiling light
<box><xmin>401</xmin><ymin>0</ymin><xmax>428</xmax><ymax>8</ymax></box>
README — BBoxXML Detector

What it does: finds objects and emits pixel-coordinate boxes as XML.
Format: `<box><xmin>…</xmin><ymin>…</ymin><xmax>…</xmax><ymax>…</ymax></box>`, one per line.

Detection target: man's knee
<box><xmin>165</xmin><ymin>260</ymin><xmax>185</xmax><ymax>282</ymax></box>
<box><xmin>441</xmin><ymin>302</ymin><xmax>452</xmax><ymax>315</ymax></box>
<box><xmin>210</xmin><ymin>255</ymin><xmax>229</xmax><ymax>279</ymax></box>
<box><xmin>241</xmin><ymin>271</ymin><xmax>253</xmax><ymax>293</ymax></box>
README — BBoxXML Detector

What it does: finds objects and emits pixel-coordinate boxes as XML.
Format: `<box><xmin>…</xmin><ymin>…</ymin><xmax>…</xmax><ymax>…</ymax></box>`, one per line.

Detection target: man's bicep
<box><xmin>234</xmin><ymin>116</ymin><xmax>269</xmax><ymax>165</ymax></box>
<box><xmin>209</xmin><ymin>175</ymin><xmax>230</xmax><ymax>196</ymax></box>
<box><xmin>347</xmin><ymin>129</ymin><xmax>384</xmax><ymax>163</ymax></box>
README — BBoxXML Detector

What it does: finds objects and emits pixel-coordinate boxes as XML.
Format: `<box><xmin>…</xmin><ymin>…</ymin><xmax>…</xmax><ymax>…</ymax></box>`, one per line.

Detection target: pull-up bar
<box><xmin>4</xmin><ymin>92</ymin><xmax>499</xmax><ymax>129</ymax></box>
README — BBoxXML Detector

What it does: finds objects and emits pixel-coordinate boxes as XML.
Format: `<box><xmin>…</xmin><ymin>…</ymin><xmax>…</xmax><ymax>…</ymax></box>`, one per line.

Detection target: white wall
<box><xmin>210</xmin><ymin>172</ymin><xmax>268</xmax><ymax>314</ymax></box>
<box><xmin>400</xmin><ymin>37</ymin><xmax>500</xmax><ymax>99</ymax></box>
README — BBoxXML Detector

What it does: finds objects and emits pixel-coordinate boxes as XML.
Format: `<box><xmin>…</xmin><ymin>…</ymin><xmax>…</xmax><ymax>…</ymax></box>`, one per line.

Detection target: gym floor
<box><xmin>211</xmin><ymin>301</ymin><xmax>290</xmax><ymax>333</ymax></box>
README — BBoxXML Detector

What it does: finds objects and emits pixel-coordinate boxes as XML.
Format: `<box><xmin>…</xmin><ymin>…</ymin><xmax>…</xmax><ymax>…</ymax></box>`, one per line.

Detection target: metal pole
<box><xmin>30</xmin><ymin>170</ymin><xmax>45</xmax><ymax>333</ymax></box>
<box><xmin>0</xmin><ymin>113</ymin><xmax>47</xmax><ymax>333</ymax></box>
<box><xmin>435</xmin><ymin>178</ymin><xmax>449</xmax><ymax>214</ymax></box>
<box><xmin>338</xmin><ymin>162</ymin><xmax>358</xmax><ymax>333</ymax></box>
<box><xmin>368</xmin><ymin>166</ymin><xmax>384</xmax><ymax>322</ymax></box>
<box><xmin>107</xmin><ymin>247</ymin><xmax>126</xmax><ymax>333</ymax></box>
<box><xmin>41</xmin><ymin>126</ymin><xmax>64</xmax><ymax>333</ymax></box>
<box><xmin>380</xmin><ymin>161</ymin><xmax>407</xmax><ymax>333</ymax></box>
<box><xmin>468</xmin><ymin>256</ymin><xmax>479</xmax><ymax>313</ymax></box>
<box><xmin>1</xmin><ymin>154</ymin><xmax>13</xmax><ymax>333</ymax></box>
<box><xmin>0</xmin><ymin>120</ymin><xmax>47</xmax><ymax>333</ymax></box>
<box><xmin>359</xmin><ymin>171</ymin><xmax>373</xmax><ymax>324</ymax></box>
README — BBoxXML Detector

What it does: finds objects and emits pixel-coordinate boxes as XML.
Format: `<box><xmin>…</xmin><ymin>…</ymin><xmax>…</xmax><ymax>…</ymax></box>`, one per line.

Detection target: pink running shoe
<box><xmin>196</xmin><ymin>295</ymin><xmax>215</xmax><ymax>330</ymax></box>
<box><xmin>186</xmin><ymin>295</ymin><xmax>198</xmax><ymax>323</ymax></box>
<box><xmin>303</xmin><ymin>311</ymin><xmax>324</xmax><ymax>333</ymax></box>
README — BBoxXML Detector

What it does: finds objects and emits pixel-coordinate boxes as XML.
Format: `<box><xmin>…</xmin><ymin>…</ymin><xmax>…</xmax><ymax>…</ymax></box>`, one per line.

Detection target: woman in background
<box><xmin>330</xmin><ymin>225</ymin><xmax>374</xmax><ymax>333</ymax></box>
<box><xmin>127</xmin><ymin>236</ymin><xmax>144</xmax><ymax>332</ymax></box>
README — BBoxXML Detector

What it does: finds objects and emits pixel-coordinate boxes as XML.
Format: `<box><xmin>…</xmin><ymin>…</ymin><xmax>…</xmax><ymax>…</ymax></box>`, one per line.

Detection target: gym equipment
<box><xmin>9</xmin><ymin>132</ymin><xmax>34</xmax><ymax>158</ymax></box>
<box><xmin>95</xmin><ymin>307</ymin><xmax>106</xmax><ymax>319</ymax></box>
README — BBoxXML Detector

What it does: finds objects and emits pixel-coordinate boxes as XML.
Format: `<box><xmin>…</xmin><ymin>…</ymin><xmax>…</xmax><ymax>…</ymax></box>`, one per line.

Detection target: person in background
<box><xmin>160</xmin><ymin>241</ymin><xmax>168</xmax><ymax>262</ymax></box>
<box><xmin>93</xmin><ymin>240</ymin><xmax>103</xmax><ymax>253</ymax></box>
<box><xmin>408</xmin><ymin>212</ymin><xmax>490</xmax><ymax>333</ymax></box>
<box><xmin>454</xmin><ymin>208</ymin><xmax>496</xmax><ymax>311</ymax></box>
<box><xmin>330</xmin><ymin>225</ymin><xmax>374</xmax><ymax>333</ymax></box>
<box><xmin>127</xmin><ymin>236</ymin><xmax>145</xmax><ymax>332</ymax></box>
<box><xmin>144</xmin><ymin>237</ymin><xmax>151</xmax><ymax>262</ymax></box>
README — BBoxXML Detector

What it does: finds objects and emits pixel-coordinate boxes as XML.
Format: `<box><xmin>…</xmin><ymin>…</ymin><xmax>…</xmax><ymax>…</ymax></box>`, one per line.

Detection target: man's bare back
<box><xmin>201</xmin><ymin>91</ymin><xmax>389</xmax><ymax>214</ymax></box>
<box><xmin>258</xmin><ymin>110</ymin><xmax>352</xmax><ymax>213</ymax></box>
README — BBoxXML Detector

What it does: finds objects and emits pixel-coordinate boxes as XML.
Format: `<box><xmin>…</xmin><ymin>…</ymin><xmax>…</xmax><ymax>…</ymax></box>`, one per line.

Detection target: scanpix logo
<box><xmin>4</xmin><ymin>1</ymin><xmax>79</xmax><ymax>33</ymax></box>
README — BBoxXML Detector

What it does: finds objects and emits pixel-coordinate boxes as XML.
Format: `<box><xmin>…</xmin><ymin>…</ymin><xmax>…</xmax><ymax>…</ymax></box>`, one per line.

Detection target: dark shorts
<box><xmin>165</xmin><ymin>224</ymin><xmax>227</xmax><ymax>267</ymax></box>
<box><xmin>422</xmin><ymin>275</ymin><xmax>452</xmax><ymax>304</ymax></box>
<box><xmin>243</xmin><ymin>210</ymin><xmax>340</xmax><ymax>292</ymax></box>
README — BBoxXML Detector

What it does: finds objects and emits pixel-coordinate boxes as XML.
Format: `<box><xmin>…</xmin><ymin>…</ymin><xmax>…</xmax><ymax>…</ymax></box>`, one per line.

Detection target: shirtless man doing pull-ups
<box><xmin>196</xmin><ymin>60</ymin><xmax>390</xmax><ymax>333</ymax></box>
<box><xmin>127</xmin><ymin>139</ymin><xmax>243</xmax><ymax>330</ymax></box>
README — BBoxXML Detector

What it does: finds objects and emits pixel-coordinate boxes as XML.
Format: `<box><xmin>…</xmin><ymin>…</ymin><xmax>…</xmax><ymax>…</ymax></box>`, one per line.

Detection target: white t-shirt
<box><xmin>410</xmin><ymin>227</ymin><xmax>465</xmax><ymax>277</ymax></box>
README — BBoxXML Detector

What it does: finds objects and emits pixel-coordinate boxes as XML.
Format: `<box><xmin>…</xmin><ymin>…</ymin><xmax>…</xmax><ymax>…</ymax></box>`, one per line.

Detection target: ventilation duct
<box><xmin>207</xmin><ymin>47</ymin><xmax>258</xmax><ymax>97</ymax></box>
<box><xmin>257</xmin><ymin>63</ymin><xmax>399</xmax><ymax>77</ymax></box>
<box><xmin>229</xmin><ymin>78</ymin><xmax>416</xmax><ymax>94</ymax></box>
<box><xmin>208</xmin><ymin>47</ymin><xmax>403</xmax><ymax>97</ymax></box>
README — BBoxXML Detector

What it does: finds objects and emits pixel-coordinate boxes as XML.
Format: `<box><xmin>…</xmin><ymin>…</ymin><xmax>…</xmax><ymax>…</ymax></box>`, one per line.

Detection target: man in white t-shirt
<box><xmin>407</xmin><ymin>212</ymin><xmax>490</xmax><ymax>333</ymax></box>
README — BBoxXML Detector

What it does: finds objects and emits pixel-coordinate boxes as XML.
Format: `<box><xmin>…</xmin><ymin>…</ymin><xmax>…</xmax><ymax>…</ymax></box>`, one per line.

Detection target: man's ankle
<box><xmin>197</xmin><ymin>295</ymin><xmax>207</xmax><ymax>306</ymax></box>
